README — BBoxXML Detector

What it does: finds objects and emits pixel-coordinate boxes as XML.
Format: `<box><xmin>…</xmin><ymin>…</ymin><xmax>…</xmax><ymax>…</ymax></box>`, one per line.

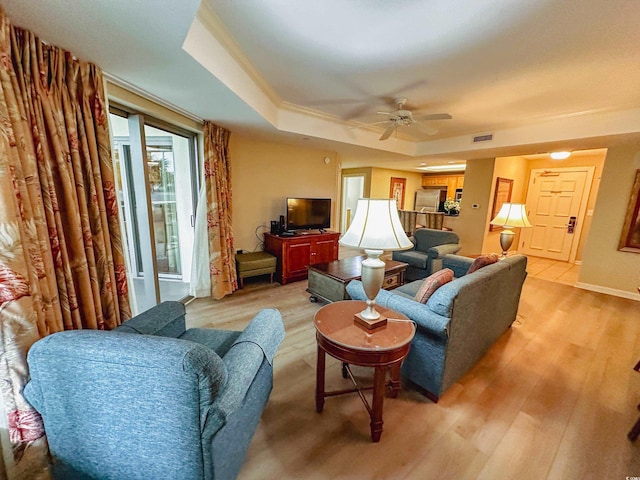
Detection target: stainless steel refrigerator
<box><xmin>414</xmin><ymin>188</ymin><xmax>447</xmax><ymax>212</ymax></box>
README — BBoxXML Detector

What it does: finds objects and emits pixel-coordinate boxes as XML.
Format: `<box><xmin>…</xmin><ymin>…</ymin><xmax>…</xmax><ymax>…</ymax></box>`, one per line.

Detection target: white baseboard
<box><xmin>575</xmin><ymin>282</ymin><xmax>640</xmax><ymax>301</ymax></box>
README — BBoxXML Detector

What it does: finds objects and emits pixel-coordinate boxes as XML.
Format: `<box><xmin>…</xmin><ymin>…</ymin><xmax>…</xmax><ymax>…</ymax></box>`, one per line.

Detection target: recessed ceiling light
<box><xmin>550</xmin><ymin>151</ymin><xmax>571</xmax><ymax>160</ymax></box>
<box><xmin>417</xmin><ymin>164</ymin><xmax>467</xmax><ymax>172</ymax></box>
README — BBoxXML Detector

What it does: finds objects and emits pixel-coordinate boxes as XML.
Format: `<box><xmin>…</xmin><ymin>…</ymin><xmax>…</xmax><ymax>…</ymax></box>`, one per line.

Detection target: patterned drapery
<box><xmin>203</xmin><ymin>122</ymin><xmax>237</xmax><ymax>299</ymax></box>
<box><xmin>0</xmin><ymin>8</ymin><xmax>130</xmax><ymax>471</ymax></box>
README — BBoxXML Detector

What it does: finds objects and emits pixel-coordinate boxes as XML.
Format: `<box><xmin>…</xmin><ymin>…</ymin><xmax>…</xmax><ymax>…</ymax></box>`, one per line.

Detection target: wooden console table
<box><xmin>264</xmin><ymin>231</ymin><xmax>339</xmax><ymax>284</ymax></box>
<box><xmin>307</xmin><ymin>255</ymin><xmax>407</xmax><ymax>303</ymax></box>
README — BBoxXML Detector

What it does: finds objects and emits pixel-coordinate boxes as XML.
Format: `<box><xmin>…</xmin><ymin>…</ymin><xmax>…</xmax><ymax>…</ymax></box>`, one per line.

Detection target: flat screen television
<box><xmin>286</xmin><ymin>197</ymin><xmax>331</xmax><ymax>231</ymax></box>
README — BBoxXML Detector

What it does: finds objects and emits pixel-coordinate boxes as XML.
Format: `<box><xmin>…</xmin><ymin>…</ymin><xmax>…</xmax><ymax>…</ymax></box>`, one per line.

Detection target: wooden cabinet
<box><xmin>446</xmin><ymin>177</ymin><xmax>458</xmax><ymax>198</ymax></box>
<box><xmin>264</xmin><ymin>232</ymin><xmax>340</xmax><ymax>284</ymax></box>
<box><xmin>421</xmin><ymin>176</ymin><xmax>448</xmax><ymax>187</ymax></box>
<box><xmin>422</xmin><ymin>174</ymin><xmax>464</xmax><ymax>198</ymax></box>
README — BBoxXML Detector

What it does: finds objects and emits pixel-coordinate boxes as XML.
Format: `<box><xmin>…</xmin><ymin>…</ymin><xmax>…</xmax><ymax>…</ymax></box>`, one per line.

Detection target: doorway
<box><xmin>109</xmin><ymin>109</ymin><xmax>198</xmax><ymax>313</ymax></box>
<box><xmin>341</xmin><ymin>175</ymin><xmax>365</xmax><ymax>232</ymax></box>
<box><xmin>519</xmin><ymin>166</ymin><xmax>594</xmax><ymax>262</ymax></box>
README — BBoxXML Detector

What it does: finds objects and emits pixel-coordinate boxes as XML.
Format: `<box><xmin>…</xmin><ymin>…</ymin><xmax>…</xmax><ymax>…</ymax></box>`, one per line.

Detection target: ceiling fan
<box><xmin>358</xmin><ymin>97</ymin><xmax>452</xmax><ymax>141</ymax></box>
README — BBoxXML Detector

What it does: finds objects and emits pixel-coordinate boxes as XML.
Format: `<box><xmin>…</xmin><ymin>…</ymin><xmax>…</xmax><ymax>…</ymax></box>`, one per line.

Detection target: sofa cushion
<box><xmin>414</xmin><ymin>268</ymin><xmax>454</xmax><ymax>304</ymax></box>
<box><xmin>467</xmin><ymin>253</ymin><xmax>500</xmax><ymax>274</ymax></box>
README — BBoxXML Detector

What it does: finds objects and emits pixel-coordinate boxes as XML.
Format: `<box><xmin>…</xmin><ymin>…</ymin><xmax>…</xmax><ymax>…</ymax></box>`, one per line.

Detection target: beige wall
<box><xmin>341</xmin><ymin>167</ymin><xmax>372</xmax><ymax>197</ymax></box>
<box><xmin>230</xmin><ymin>135</ymin><xmax>340</xmax><ymax>251</ymax></box>
<box><xmin>369</xmin><ymin>168</ymin><xmax>423</xmax><ymax>209</ymax></box>
<box><xmin>454</xmin><ymin>158</ymin><xmax>496</xmax><ymax>255</ymax></box>
<box><xmin>579</xmin><ymin>142</ymin><xmax>640</xmax><ymax>295</ymax></box>
<box><xmin>481</xmin><ymin>156</ymin><xmax>529</xmax><ymax>254</ymax></box>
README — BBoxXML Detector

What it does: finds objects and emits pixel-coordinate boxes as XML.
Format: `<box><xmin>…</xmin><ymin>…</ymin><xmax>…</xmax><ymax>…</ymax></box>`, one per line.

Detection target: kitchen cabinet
<box><xmin>422</xmin><ymin>174</ymin><xmax>464</xmax><ymax>198</ymax></box>
<box><xmin>421</xmin><ymin>176</ymin><xmax>448</xmax><ymax>187</ymax></box>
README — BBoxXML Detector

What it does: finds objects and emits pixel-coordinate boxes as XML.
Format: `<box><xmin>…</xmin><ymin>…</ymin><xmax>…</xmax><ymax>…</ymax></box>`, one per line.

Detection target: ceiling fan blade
<box><xmin>379</xmin><ymin>125</ymin><xmax>396</xmax><ymax>141</ymax></box>
<box><xmin>343</xmin><ymin>104</ymin><xmax>376</xmax><ymax>120</ymax></box>
<box><xmin>414</xmin><ymin>122</ymin><xmax>438</xmax><ymax>135</ymax></box>
<box><xmin>385</xmin><ymin>79</ymin><xmax>428</xmax><ymax>98</ymax></box>
<box><xmin>348</xmin><ymin>120</ymin><xmax>392</xmax><ymax>130</ymax></box>
<box><xmin>412</xmin><ymin>112</ymin><xmax>452</xmax><ymax>121</ymax></box>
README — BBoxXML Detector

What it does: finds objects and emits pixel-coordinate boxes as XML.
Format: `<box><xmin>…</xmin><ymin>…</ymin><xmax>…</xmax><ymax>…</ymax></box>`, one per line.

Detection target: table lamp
<box><xmin>489</xmin><ymin>203</ymin><xmax>532</xmax><ymax>257</ymax></box>
<box><xmin>339</xmin><ymin>199</ymin><xmax>413</xmax><ymax>329</ymax></box>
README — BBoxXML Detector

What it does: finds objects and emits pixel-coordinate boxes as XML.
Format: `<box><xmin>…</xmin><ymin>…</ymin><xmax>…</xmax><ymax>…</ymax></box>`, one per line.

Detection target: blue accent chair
<box><xmin>392</xmin><ymin>228</ymin><xmax>461</xmax><ymax>281</ymax></box>
<box><xmin>347</xmin><ymin>254</ymin><xmax>527</xmax><ymax>401</ymax></box>
<box><xmin>24</xmin><ymin>301</ymin><xmax>285</xmax><ymax>480</ymax></box>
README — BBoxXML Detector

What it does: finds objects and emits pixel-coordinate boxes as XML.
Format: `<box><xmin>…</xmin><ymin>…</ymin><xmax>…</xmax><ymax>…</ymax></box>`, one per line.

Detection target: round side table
<box><xmin>314</xmin><ymin>300</ymin><xmax>415</xmax><ymax>442</ymax></box>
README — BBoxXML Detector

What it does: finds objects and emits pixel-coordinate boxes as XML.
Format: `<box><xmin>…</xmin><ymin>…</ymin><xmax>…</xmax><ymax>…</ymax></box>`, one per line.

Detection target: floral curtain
<box><xmin>0</xmin><ymin>9</ymin><xmax>130</xmax><ymax>474</ymax></box>
<box><xmin>203</xmin><ymin>121</ymin><xmax>237</xmax><ymax>299</ymax></box>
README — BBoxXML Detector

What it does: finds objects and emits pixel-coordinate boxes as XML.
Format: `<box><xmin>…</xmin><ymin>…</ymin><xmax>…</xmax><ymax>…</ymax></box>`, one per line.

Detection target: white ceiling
<box><xmin>3</xmin><ymin>0</ymin><xmax>640</xmax><ymax>171</ymax></box>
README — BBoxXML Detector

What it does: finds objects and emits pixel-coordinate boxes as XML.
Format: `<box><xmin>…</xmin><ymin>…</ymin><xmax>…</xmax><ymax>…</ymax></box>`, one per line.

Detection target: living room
<box><xmin>1</xmin><ymin>1</ymin><xmax>640</xmax><ymax>479</ymax></box>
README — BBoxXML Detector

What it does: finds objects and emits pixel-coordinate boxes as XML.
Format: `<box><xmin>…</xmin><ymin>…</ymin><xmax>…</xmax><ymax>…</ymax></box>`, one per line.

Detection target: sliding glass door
<box><xmin>109</xmin><ymin>108</ymin><xmax>198</xmax><ymax>313</ymax></box>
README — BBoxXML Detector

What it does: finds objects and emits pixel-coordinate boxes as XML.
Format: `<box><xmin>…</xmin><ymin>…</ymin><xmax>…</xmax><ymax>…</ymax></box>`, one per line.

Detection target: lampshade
<box><xmin>339</xmin><ymin>199</ymin><xmax>412</xmax><ymax>329</ymax></box>
<box><xmin>489</xmin><ymin>203</ymin><xmax>531</xmax><ymax>258</ymax></box>
<box><xmin>340</xmin><ymin>199</ymin><xmax>413</xmax><ymax>250</ymax></box>
<box><xmin>489</xmin><ymin>203</ymin><xmax>532</xmax><ymax>228</ymax></box>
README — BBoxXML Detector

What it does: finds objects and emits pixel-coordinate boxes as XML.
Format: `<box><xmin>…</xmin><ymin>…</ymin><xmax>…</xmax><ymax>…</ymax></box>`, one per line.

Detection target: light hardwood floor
<box><xmin>186</xmin><ymin>258</ymin><xmax>640</xmax><ymax>480</ymax></box>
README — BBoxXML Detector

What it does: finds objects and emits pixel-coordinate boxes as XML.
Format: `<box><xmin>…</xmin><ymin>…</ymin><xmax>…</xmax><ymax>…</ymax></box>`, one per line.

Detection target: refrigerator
<box><xmin>414</xmin><ymin>188</ymin><xmax>447</xmax><ymax>212</ymax></box>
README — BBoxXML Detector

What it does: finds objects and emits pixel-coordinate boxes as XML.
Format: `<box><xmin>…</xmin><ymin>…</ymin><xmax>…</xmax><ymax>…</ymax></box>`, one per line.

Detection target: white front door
<box><xmin>519</xmin><ymin>167</ymin><xmax>593</xmax><ymax>261</ymax></box>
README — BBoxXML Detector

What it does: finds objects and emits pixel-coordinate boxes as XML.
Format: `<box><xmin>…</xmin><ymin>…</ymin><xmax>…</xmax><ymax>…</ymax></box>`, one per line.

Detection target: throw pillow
<box><xmin>467</xmin><ymin>253</ymin><xmax>500</xmax><ymax>274</ymax></box>
<box><xmin>414</xmin><ymin>268</ymin><xmax>454</xmax><ymax>304</ymax></box>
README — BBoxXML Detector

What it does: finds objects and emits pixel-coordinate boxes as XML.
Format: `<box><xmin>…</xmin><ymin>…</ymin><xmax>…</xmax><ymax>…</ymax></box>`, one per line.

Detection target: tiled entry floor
<box><xmin>525</xmin><ymin>256</ymin><xmax>581</xmax><ymax>286</ymax></box>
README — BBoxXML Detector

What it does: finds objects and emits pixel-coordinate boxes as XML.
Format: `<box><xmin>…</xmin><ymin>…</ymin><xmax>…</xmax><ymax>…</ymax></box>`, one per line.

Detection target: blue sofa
<box><xmin>24</xmin><ymin>301</ymin><xmax>285</xmax><ymax>480</ymax></box>
<box><xmin>391</xmin><ymin>228</ymin><xmax>461</xmax><ymax>282</ymax></box>
<box><xmin>347</xmin><ymin>254</ymin><xmax>527</xmax><ymax>401</ymax></box>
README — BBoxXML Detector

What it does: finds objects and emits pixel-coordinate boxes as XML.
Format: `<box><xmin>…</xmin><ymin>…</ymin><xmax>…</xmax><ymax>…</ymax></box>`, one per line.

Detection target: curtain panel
<box><xmin>0</xmin><ymin>9</ymin><xmax>131</xmax><ymax>472</ymax></box>
<box><xmin>203</xmin><ymin>121</ymin><xmax>237</xmax><ymax>299</ymax></box>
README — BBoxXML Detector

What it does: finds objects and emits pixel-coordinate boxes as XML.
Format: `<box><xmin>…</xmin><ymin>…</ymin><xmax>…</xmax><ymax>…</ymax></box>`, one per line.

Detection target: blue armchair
<box><xmin>392</xmin><ymin>228</ymin><xmax>461</xmax><ymax>281</ymax></box>
<box><xmin>24</xmin><ymin>301</ymin><xmax>285</xmax><ymax>480</ymax></box>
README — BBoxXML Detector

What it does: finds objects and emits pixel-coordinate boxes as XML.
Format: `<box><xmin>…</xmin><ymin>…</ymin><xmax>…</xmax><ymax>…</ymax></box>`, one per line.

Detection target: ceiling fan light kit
<box><xmin>351</xmin><ymin>97</ymin><xmax>452</xmax><ymax>141</ymax></box>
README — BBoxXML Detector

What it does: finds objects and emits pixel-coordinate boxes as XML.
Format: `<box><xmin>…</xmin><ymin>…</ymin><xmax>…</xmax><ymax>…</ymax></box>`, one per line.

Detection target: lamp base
<box><xmin>354</xmin><ymin>312</ymin><xmax>388</xmax><ymax>330</ymax></box>
<box><xmin>499</xmin><ymin>229</ymin><xmax>515</xmax><ymax>257</ymax></box>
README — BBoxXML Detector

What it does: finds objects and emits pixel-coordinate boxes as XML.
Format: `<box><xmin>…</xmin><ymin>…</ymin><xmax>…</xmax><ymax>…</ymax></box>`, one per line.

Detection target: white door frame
<box><xmin>341</xmin><ymin>174</ymin><xmax>365</xmax><ymax>233</ymax></box>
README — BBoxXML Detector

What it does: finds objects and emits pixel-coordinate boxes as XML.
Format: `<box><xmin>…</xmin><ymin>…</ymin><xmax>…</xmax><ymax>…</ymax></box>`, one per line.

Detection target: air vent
<box><xmin>473</xmin><ymin>133</ymin><xmax>493</xmax><ymax>143</ymax></box>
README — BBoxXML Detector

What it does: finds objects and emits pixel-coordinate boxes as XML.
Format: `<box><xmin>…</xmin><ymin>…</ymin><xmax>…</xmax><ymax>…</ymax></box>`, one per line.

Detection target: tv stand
<box><xmin>264</xmin><ymin>231</ymin><xmax>340</xmax><ymax>284</ymax></box>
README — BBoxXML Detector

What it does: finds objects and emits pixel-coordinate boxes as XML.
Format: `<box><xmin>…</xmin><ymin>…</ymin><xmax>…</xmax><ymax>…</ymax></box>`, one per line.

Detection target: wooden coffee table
<box><xmin>314</xmin><ymin>300</ymin><xmax>415</xmax><ymax>442</ymax></box>
<box><xmin>307</xmin><ymin>255</ymin><xmax>407</xmax><ymax>303</ymax></box>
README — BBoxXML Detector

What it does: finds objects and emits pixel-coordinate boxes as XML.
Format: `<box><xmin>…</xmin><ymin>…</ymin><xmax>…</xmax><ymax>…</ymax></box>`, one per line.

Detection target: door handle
<box><xmin>567</xmin><ymin>216</ymin><xmax>576</xmax><ymax>234</ymax></box>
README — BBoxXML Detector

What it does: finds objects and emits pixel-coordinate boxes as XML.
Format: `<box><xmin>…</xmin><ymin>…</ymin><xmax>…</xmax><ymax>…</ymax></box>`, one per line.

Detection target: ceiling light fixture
<box><xmin>417</xmin><ymin>164</ymin><xmax>466</xmax><ymax>172</ymax></box>
<box><xmin>550</xmin><ymin>151</ymin><xmax>571</xmax><ymax>160</ymax></box>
